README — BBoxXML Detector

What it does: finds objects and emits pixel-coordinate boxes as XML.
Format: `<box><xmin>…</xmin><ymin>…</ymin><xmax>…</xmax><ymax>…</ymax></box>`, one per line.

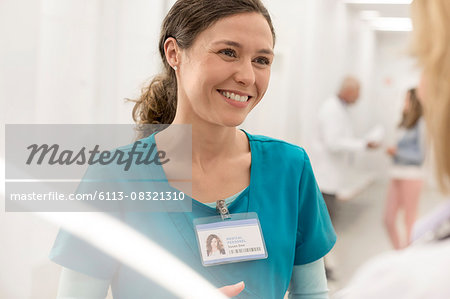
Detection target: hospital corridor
<box><xmin>1</xmin><ymin>0</ymin><xmax>450</xmax><ymax>298</ymax></box>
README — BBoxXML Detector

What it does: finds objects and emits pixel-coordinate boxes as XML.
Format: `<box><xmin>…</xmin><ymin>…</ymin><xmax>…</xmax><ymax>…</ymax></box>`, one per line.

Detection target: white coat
<box><xmin>311</xmin><ymin>95</ymin><xmax>366</xmax><ymax>194</ymax></box>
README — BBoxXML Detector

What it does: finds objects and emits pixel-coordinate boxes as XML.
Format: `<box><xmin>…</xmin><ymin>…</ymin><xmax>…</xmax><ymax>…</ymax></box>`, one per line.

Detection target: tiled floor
<box><xmin>327</xmin><ymin>177</ymin><xmax>446</xmax><ymax>295</ymax></box>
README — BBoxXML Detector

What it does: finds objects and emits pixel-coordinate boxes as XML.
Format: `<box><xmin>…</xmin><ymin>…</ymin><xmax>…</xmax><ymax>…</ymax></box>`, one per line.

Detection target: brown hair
<box><xmin>206</xmin><ymin>234</ymin><xmax>225</xmax><ymax>256</ymax></box>
<box><xmin>399</xmin><ymin>88</ymin><xmax>422</xmax><ymax>129</ymax></box>
<box><xmin>411</xmin><ymin>0</ymin><xmax>450</xmax><ymax>193</ymax></box>
<box><xmin>131</xmin><ymin>0</ymin><xmax>275</xmax><ymax>128</ymax></box>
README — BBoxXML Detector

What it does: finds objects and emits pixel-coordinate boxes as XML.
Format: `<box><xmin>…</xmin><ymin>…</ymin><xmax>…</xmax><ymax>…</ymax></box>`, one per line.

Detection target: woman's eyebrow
<box><xmin>212</xmin><ymin>40</ymin><xmax>274</xmax><ymax>55</ymax></box>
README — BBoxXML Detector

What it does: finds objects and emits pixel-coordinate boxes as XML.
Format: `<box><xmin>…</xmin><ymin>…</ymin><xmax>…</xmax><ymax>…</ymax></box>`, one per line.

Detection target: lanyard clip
<box><xmin>216</xmin><ymin>199</ymin><xmax>231</xmax><ymax>220</ymax></box>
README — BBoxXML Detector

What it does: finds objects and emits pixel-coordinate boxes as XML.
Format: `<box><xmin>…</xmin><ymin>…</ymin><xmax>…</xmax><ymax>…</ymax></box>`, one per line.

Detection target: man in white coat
<box><xmin>312</xmin><ymin>76</ymin><xmax>378</xmax><ymax>280</ymax></box>
<box><xmin>313</xmin><ymin>76</ymin><xmax>377</xmax><ymax>219</ymax></box>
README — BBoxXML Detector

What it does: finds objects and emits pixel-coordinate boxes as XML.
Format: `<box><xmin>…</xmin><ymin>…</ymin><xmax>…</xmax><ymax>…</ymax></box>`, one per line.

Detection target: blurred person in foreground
<box><xmin>333</xmin><ymin>0</ymin><xmax>450</xmax><ymax>298</ymax></box>
<box><xmin>384</xmin><ymin>88</ymin><xmax>425</xmax><ymax>250</ymax></box>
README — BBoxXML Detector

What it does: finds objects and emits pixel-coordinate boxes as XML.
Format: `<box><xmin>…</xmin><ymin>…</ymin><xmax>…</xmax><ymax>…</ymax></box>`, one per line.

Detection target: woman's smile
<box><xmin>217</xmin><ymin>89</ymin><xmax>252</xmax><ymax>108</ymax></box>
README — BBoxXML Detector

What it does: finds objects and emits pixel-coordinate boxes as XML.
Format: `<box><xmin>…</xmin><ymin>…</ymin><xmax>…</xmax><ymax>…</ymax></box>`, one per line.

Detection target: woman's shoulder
<box><xmin>244</xmin><ymin>131</ymin><xmax>309</xmax><ymax>163</ymax></box>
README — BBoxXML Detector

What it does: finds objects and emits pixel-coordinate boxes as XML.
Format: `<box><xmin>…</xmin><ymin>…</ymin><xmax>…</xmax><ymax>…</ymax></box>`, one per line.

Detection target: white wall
<box><xmin>1</xmin><ymin>1</ymin><xmax>166</xmax><ymax>297</ymax></box>
<box><xmin>32</xmin><ymin>0</ymin><xmax>165</xmax><ymax>124</ymax></box>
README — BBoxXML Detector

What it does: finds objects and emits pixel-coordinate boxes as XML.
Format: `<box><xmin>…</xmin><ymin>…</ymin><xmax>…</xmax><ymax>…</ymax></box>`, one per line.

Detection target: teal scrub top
<box><xmin>49</xmin><ymin>131</ymin><xmax>336</xmax><ymax>299</ymax></box>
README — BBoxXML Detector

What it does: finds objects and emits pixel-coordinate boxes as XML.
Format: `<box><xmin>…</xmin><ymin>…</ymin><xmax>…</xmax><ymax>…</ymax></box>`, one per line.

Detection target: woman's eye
<box><xmin>219</xmin><ymin>48</ymin><xmax>237</xmax><ymax>57</ymax></box>
<box><xmin>254</xmin><ymin>56</ymin><xmax>271</xmax><ymax>66</ymax></box>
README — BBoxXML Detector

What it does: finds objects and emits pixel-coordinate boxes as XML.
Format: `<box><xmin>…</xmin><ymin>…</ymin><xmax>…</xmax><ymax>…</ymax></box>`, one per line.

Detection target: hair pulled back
<box><xmin>131</xmin><ymin>0</ymin><xmax>275</xmax><ymax>127</ymax></box>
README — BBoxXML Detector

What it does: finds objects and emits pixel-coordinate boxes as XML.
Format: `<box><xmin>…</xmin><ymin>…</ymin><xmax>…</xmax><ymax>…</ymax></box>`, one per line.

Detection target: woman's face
<box><xmin>211</xmin><ymin>237</ymin><xmax>218</xmax><ymax>250</ymax></box>
<box><xmin>176</xmin><ymin>12</ymin><xmax>274</xmax><ymax>127</ymax></box>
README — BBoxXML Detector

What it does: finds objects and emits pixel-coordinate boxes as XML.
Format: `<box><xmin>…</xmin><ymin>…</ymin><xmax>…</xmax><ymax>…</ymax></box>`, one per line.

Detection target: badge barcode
<box><xmin>229</xmin><ymin>247</ymin><xmax>261</xmax><ymax>254</ymax></box>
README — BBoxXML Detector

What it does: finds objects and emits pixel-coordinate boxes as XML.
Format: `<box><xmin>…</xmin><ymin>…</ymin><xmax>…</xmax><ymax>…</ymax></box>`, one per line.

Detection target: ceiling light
<box><xmin>371</xmin><ymin>17</ymin><xmax>412</xmax><ymax>31</ymax></box>
<box><xmin>360</xmin><ymin>10</ymin><xmax>380</xmax><ymax>20</ymax></box>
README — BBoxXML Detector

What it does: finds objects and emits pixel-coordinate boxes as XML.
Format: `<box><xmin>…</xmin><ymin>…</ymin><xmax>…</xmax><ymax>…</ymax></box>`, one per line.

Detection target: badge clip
<box><xmin>216</xmin><ymin>199</ymin><xmax>231</xmax><ymax>220</ymax></box>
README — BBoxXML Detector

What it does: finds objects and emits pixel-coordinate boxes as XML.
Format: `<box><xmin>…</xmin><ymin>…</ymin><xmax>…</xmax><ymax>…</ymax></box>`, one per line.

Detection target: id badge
<box><xmin>193</xmin><ymin>212</ymin><xmax>268</xmax><ymax>266</ymax></box>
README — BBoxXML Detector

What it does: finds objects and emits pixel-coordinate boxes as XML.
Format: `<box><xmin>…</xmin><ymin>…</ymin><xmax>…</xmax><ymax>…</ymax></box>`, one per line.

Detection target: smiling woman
<box><xmin>49</xmin><ymin>1</ymin><xmax>336</xmax><ymax>298</ymax></box>
<box><xmin>164</xmin><ymin>12</ymin><xmax>273</xmax><ymax>128</ymax></box>
<box><xmin>131</xmin><ymin>0</ymin><xmax>275</xmax><ymax>128</ymax></box>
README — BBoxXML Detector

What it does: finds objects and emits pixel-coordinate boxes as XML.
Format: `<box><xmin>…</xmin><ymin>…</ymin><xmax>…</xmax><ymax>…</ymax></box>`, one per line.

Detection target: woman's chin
<box><xmin>221</xmin><ymin>115</ymin><xmax>247</xmax><ymax>128</ymax></box>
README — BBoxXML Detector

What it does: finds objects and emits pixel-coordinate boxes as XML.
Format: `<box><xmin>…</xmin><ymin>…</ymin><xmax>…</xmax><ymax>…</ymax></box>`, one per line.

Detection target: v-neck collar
<box><xmin>148</xmin><ymin>129</ymin><xmax>254</xmax><ymax>214</ymax></box>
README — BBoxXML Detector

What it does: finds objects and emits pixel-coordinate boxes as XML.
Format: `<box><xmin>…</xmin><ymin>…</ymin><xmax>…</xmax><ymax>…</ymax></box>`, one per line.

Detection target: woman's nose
<box><xmin>234</xmin><ymin>60</ymin><xmax>256</xmax><ymax>86</ymax></box>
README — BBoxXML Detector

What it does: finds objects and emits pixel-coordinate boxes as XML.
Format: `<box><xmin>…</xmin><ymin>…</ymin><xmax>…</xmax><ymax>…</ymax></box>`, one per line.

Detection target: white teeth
<box><xmin>220</xmin><ymin>91</ymin><xmax>249</xmax><ymax>102</ymax></box>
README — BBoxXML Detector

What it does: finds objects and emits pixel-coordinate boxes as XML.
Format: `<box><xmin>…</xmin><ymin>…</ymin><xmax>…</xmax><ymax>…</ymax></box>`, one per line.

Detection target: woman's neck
<box><xmin>170</xmin><ymin>119</ymin><xmax>247</xmax><ymax>165</ymax></box>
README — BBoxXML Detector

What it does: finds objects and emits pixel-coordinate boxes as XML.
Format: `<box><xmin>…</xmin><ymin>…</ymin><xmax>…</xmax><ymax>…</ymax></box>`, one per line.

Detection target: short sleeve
<box><xmin>294</xmin><ymin>153</ymin><xmax>336</xmax><ymax>265</ymax></box>
<box><xmin>49</xmin><ymin>165</ymin><xmax>119</xmax><ymax>280</ymax></box>
<box><xmin>49</xmin><ymin>228</ymin><xmax>118</xmax><ymax>280</ymax></box>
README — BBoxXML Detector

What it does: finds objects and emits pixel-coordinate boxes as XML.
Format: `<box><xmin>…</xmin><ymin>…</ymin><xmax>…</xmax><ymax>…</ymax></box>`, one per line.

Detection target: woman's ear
<box><xmin>164</xmin><ymin>37</ymin><xmax>180</xmax><ymax>70</ymax></box>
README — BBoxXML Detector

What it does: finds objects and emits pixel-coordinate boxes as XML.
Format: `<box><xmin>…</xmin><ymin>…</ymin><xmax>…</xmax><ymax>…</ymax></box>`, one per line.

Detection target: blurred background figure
<box><xmin>312</xmin><ymin>75</ymin><xmax>380</xmax><ymax>280</ymax></box>
<box><xmin>313</xmin><ymin>76</ymin><xmax>379</xmax><ymax>223</ymax></box>
<box><xmin>384</xmin><ymin>87</ymin><xmax>425</xmax><ymax>250</ymax></box>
